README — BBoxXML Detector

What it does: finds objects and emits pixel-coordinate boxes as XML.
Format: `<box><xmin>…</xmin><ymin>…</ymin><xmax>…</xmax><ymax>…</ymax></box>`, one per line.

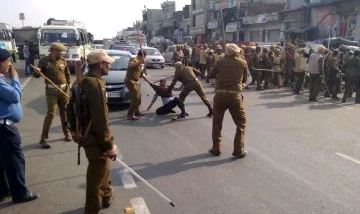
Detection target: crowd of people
<box><xmin>0</xmin><ymin>38</ymin><xmax>359</xmax><ymax>213</ymax></box>
<box><xmin>170</xmin><ymin>42</ymin><xmax>360</xmax><ymax>104</ymax></box>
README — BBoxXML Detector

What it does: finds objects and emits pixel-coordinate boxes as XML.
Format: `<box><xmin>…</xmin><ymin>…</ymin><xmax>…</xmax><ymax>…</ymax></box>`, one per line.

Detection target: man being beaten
<box><xmin>145</xmin><ymin>78</ymin><xmax>187</xmax><ymax>119</ymax></box>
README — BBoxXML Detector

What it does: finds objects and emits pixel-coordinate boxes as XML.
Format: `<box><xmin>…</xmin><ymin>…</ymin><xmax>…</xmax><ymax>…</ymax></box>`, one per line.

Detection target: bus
<box><xmin>0</xmin><ymin>22</ymin><xmax>18</xmax><ymax>61</ymax></box>
<box><xmin>126</xmin><ymin>33</ymin><xmax>147</xmax><ymax>48</ymax></box>
<box><xmin>37</xmin><ymin>19</ymin><xmax>92</xmax><ymax>71</ymax></box>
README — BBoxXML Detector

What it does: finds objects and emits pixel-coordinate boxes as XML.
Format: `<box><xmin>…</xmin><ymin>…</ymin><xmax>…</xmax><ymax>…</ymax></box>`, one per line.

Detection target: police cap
<box><xmin>50</xmin><ymin>43</ymin><xmax>66</xmax><ymax>52</ymax></box>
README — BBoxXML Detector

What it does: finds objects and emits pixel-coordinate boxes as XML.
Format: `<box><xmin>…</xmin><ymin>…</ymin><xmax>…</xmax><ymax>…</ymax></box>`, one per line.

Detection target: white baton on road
<box><xmin>115</xmin><ymin>158</ymin><xmax>175</xmax><ymax>207</ymax></box>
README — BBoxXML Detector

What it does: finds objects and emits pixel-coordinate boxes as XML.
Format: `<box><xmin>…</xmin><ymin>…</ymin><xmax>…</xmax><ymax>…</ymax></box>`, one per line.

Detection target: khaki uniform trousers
<box><xmin>83</xmin><ymin>140</ymin><xmax>112</xmax><ymax>214</ymax></box>
<box><xmin>41</xmin><ymin>87</ymin><xmax>69</xmax><ymax>139</ymax></box>
<box><xmin>309</xmin><ymin>73</ymin><xmax>322</xmax><ymax>100</ymax></box>
<box><xmin>212</xmin><ymin>92</ymin><xmax>246</xmax><ymax>154</ymax></box>
<box><xmin>179</xmin><ymin>80</ymin><xmax>212</xmax><ymax>111</ymax></box>
<box><xmin>125</xmin><ymin>80</ymin><xmax>141</xmax><ymax>116</ymax></box>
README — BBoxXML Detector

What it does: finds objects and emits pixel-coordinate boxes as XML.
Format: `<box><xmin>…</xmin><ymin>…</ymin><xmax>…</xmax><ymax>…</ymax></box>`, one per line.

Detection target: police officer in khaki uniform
<box><xmin>33</xmin><ymin>43</ymin><xmax>71</xmax><ymax>149</ymax></box>
<box><xmin>342</xmin><ymin>50</ymin><xmax>360</xmax><ymax>103</ymax></box>
<box><xmin>208</xmin><ymin>43</ymin><xmax>247</xmax><ymax>158</ymax></box>
<box><xmin>252</xmin><ymin>47</ymin><xmax>262</xmax><ymax>90</ymax></box>
<box><xmin>76</xmin><ymin>49</ymin><xmax>118</xmax><ymax>214</ymax></box>
<box><xmin>325</xmin><ymin>50</ymin><xmax>341</xmax><ymax>99</ymax></box>
<box><xmin>125</xmin><ymin>51</ymin><xmax>150</xmax><ymax>120</ymax></box>
<box><xmin>168</xmin><ymin>62</ymin><xmax>213</xmax><ymax>117</ymax></box>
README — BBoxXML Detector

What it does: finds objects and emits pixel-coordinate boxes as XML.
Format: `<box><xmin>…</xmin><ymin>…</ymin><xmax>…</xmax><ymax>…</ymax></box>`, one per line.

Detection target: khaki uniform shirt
<box><xmin>214</xmin><ymin>53</ymin><xmax>225</xmax><ymax>62</ymax></box>
<box><xmin>81</xmin><ymin>72</ymin><xmax>113</xmax><ymax>151</ymax></box>
<box><xmin>252</xmin><ymin>53</ymin><xmax>261</xmax><ymax>69</ymax></box>
<box><xmin>210</xmin><ymin>56</ymin><xmax>247</xmax><ymax>92</ymax></box>
<box><xmin>199</xmin><ymin>49</ymin><xmax>208</xmax><ymax>65</ymax></box>
<box><xmin>125</xmin><ymin>57</ymin><xmax>143</xmax><ymax>83</ymax></box>
<box><xmin>272</xmin><ymin>55</ymin><xmax>282</xmax><ymax>72</ymax></box>
<box><xmin>169</xmin><ymin>66</ymin><xmax>200</xmax><ymax>90</ymax></box>
<box><xmin>35</xmin><ymin>56</ymin><xmax>71</xmax><ymax>86</ymax></box>
<box><xmin>326</xmin><ymin>55</ymin><xmax>340</xmax><ymax>74</ymax></box>
<box><xmin>294</xmin><ymin>53</ymin><xmax>307</xmax><ymax>72</ymax></box>
<box><xmin>343</xmin><ymin>56</ymin><xmax>360</xmax><ymax>77</ymax></box>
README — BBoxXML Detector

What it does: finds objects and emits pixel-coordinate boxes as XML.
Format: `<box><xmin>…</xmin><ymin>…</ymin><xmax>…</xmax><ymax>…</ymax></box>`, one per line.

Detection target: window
<box><xmin>192</xmin><ymin>0</ymin><xmax>196</xmax><ymax>10</ymax></box>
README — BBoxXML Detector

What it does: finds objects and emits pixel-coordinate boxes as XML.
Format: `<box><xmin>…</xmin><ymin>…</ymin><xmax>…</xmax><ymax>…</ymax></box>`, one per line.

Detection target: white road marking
<box><xmin>21</xmin><ymin>76</ymin><xmax>32</xmax><ymax>90</ymax></box>
<box><xmin>118</xmin><ymin>168</ymin><xmax>137</xmax><ymax>189</ymax></box>
<box><xmin>336</xmin><ymin>152</ymin><xmax>360</xmax><ymax>165</ymax></box>
<box><xmin>130</xmin><ymin>197</ymin><xmax>151</xmax><ymax>214</ymax></box>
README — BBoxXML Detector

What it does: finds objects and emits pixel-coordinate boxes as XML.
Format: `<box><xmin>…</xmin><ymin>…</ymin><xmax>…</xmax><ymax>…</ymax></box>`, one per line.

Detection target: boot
<box><xmin>39</xmin><ymin>138</ymin><xmax>51</xmax><ymax>149</ymax></box>
<box><xmin>208</xmin><ymin>142</ymin><xmax>221</xmax><ymax>156</ymax></box>
<box><xmin>232</xmin><ymin>128</ymin><xmax>246</xmax><ymax>158</ymax></box>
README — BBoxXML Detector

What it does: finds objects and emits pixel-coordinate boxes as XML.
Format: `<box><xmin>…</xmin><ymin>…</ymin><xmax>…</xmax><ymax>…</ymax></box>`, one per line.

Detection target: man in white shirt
<box><xmin>308</xmin><ymin>46</ymin><xmax>325</xmax><ymax>101</ymax></box>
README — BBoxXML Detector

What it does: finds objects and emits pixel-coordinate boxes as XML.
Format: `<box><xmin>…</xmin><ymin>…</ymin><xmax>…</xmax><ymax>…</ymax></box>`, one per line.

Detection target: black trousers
<box><xmin>0</xmin><ymin>123</ymin><xmax>28</xmax><ymax>199</ymax></box>
<box><xmin>156</xmin><ymin>97</ymin><xmax>185</xmax><ymax>115</ymax></box>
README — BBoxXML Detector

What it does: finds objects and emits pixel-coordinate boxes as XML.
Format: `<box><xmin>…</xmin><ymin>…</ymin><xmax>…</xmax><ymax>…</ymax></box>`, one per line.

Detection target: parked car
<box><xmin>93</xmin><ymin>44</ymin><xmax>103</xmax><ymax>49</ymax></box>
<box><xmin>162</xmin><ymin>45</ymin><xmax>176</xmax><ymax>64</ymax></box>
<box><xmin>143</xmin><ymin>47</ymin><xmax>165</xmax><ymax>69</ymax></box>
<box><xmin>97</xmin><ymin>50</ymin><xmax>132</xmax><ymax>104</ymax></box>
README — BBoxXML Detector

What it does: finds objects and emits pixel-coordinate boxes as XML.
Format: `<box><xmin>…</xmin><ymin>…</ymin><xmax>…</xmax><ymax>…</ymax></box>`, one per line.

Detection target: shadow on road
<box><xmin>59</xmin><ymin>207</ymin><xmax>84</xmax><ymax>214</ymax></box>
<box><xmin>28</xmin><ymin>174</ymin><xmax>85</xmax><ymax>187</ymax></box>
<box><xmin>253</xmin><ymin>88</ymin><xmax>357</xmax><ymax>110</ymax></box>
<box><xmin>110</xmin><ymin>112</ymin><xmax>208</xmax><ymax>127</ymax></box>
<box><xmin>108</xmin><ymin>103</ymin><xmax>130</xmax><ymax>112</ymax></box>
<box><xmin>26</xmin><ymin>95</ymin><xmax>47</xmax><ymax>115</ymax></box>
<box><xmin>0</xmin><ymin>201</ymin><xmax>12</xmax><ymax>210</ymax></box>
<box><xmin>111</xmin><ymin>153</ymin><xmax>234</xmax><ymax>186</ymax></box>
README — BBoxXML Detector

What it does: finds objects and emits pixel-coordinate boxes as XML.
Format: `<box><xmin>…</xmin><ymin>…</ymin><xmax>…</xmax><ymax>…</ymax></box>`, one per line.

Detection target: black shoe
<box><xmin>0</xmin><ymin>193</ymin><xmax>11</xmax><ymax>202</ymax></box>
<box><xmin>178</xmin><ymin>113</ymin><xmax>186</xmax><ymax>119</ymax></box>
<box><xmin>13</xmin><ymin>192</ymin><xmax>39</xmax><ymax>203</ymax></box>
<box><xmin>207</xmin><ymin>110</ymin><xmax>213</xmax><ymax>117</ymax></box>
<box><xmin>232</xmin><ymin>150</ymin><xmax>247</xmax><ymax>159</ymax></box>
<box><xmin>39</xmin><ymin>139</ymin><xmax>51</xmax><ymax>149</ymax></box>
<box><xmin>64</xmin><ymin>136</ymin><xmax>72</xmax><ymax>142</ymax></box>
<box><xmin>332</xmin><ymin>96</ymin><xmax>340</xmax><ymax>100</ymax></box>
<box><xmin>102</xmin><ymin>196</ymin><xmax>113</xmax><ymax>208</ymax></box>
<box><xmin>169</xmin><ymin>110</ymin><xmax>176</xmax><ymax>114</ymax></box>
<box><xmin>208</xmin><ymin>148</ymin><xmax>221</xmax><ymax>156</ymax></box>
<box><xmin>185</xmin><ymin>112</ymin><xmax>189</xmax><ymax>116</ymax></box>
<box><xmin>341</xmin><ymin>99</ymin><xmax>346</xmax><ymax>103</ymax></box>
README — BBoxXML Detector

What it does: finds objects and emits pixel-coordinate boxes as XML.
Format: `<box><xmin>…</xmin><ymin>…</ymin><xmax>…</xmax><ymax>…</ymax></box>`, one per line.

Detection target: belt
<box><xmin>216</xmin><ymin>89</ymin><xmax>241</xmax><ymax>94</ymax></box>
<box><xmin>46</xmin><ymin>83</ymin><xmax>67</xmax><ymax>89</ymax></box>
<box><xmin>184</xmin><ymin>78</ymin><xmax>198</xmax><ymax>84</ymax></box>
<box><xmin>0</xmin><ymin>119</ymin><xmax>14</xmax><ymax>126</ymax></box>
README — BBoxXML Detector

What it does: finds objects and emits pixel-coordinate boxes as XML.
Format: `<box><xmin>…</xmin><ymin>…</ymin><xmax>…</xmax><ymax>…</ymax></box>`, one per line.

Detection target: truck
<box><xmin>37</xmin><ymin>19</ymin><xmax>92</xmax><ymax>71</ymax></box>
<box><xmin>118</xmin><ymin>29</ymin><xmax>147</xmax><ymax>48</ymax></box>
<box><xmin>13</xmin><ymin>26</ymin><xmax>39</xmax><ymax>59</ymax></box>
<box><xmin>0</xmin><ymin>22</ymin><xmax>18</xmax><ymax>61</ymax></box>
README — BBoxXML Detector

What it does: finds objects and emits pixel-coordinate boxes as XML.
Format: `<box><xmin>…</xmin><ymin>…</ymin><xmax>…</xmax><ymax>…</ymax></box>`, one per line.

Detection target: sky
<box><xmin>0</xmin><ymin>0</ymin><xmax>191</xmax><ymax>39</ymax></box>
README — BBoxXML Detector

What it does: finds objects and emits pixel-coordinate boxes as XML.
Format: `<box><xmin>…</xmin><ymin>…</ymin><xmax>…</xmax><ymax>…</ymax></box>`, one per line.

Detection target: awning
<box><xmin>285</xmin><ymin>26</ymin><xmax>318</xmax><ymax>34</ymax></box>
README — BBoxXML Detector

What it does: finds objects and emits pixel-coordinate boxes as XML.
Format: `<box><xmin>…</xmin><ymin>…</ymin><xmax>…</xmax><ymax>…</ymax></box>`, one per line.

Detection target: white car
<box><xmin>162</xmin><ymin>45</ymin><xmax>176</xmax><ymax>64</ymax></box>
<box><xmin>143</xmin><ymin>47</ymin><xmax>165</xmax><ymax>69</ymax></box>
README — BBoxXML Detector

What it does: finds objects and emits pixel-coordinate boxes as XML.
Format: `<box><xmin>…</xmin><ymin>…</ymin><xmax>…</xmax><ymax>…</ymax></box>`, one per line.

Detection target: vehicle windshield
<box><xmin>109</xmin><ymin>55</ymin><xmax>131</xmax><ymax>70</ymax></box>
<box><xmin>0</xmin><ymin>29</ymin><xmax>12</xmax><ymax>41</ymax></box>
<box><xmin>111</xmin><ymin>45</ymin><xmax>137</xmax><ymax>55</ymax></box>
<box><xmin>144</xmin><ymin>48</ymin><xmax>161</xmax><ymax>56</ymax></box>
<box><xmin>40</xmin><ymin>29</ymin><xmax>77</xmax><ymax>46</ymax></box>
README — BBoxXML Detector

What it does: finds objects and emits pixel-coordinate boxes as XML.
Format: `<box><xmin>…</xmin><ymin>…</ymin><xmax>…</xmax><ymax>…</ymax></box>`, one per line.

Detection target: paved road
<box><xmin>1</xmin><ymin>61</ymin><xmax>360</xmax><ymax>214</ymax></box>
